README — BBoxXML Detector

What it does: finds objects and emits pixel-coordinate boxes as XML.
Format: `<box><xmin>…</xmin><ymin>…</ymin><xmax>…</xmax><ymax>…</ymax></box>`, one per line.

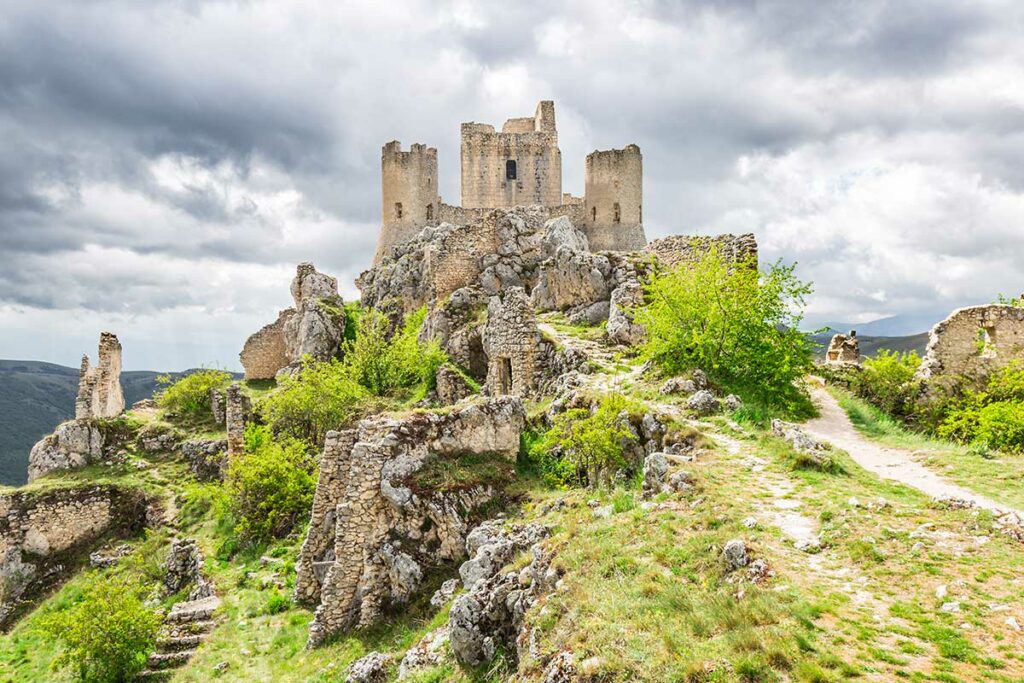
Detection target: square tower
<box><xmin>460</xmin><ymin>101</ymin><xmax>562</xmax><ymax>209</ymax></box>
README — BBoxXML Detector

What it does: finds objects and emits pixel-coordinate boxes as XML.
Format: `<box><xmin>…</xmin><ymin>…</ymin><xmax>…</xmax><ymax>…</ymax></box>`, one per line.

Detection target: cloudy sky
<box><xmin>1</xmin><ymin>0</ymin><xmax>1022</xmax><ymax>370</ymax></box>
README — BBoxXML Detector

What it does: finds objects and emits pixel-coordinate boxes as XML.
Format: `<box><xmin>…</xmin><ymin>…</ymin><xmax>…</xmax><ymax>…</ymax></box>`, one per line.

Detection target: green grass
<box><xmin>831</xmin><ymin>387</ymin><xmax>1024</xmax><ymax>511</ymax></box>
<box><xmin>406</xmin><ymin>451</ymin><xmax>516</xmax><ymax>495</ymax></box>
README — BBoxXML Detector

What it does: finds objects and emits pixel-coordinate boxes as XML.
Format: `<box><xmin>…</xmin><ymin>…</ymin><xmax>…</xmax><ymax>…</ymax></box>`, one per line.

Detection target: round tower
<box><xmin>583</xmin><ymin>144</ymin><xmax>645</xmax><ymax>251</ymax></box>
<box><xmin>376</xmin><ymin>141</ymin><xmax>440</xmax><ymax>263</ymax></box>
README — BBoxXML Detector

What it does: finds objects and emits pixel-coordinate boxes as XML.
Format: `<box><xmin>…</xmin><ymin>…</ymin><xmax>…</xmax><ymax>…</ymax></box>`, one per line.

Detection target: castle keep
<box><xmin>376</xmin><ymin>100</ymin><xmax>645</xmax><ymax>262</ymax></box>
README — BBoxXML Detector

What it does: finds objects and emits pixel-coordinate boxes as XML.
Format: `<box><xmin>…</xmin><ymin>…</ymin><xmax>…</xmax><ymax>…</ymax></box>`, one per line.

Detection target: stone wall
<box><xmin>239</xmin><ymin>263</ymin><xmax>345</xmax><ymax>379</ymax></box>
<box><xmin>482</xmin><ymin>288</ymin><xmax>540</xmax><ymax>397</ymax></box>
<box><xmin>582</xmin><ymin>145</ymin><xmax>646</xmax><ymax>252</ymax></box>
<box><xmin>295</xmin><ymin>397</ymin><xmax>526</xmax><ymax>646</ymax></box>
<box><xmin>825</xmin><ymin>332</ymin><xmax>860</xmax><ymax>366</ymax></box>
<box><xmin>916</xmin><ymin>304</ymin><xmax>1024</xmax><ymax>395</ymax></box>
<box><xmin>75</xmin><ymin>332</ymin><xmax>124</xmax><ymax>420</ymax></box>
<box><xmin>0</xmin><ymin>484</ymin><xmax>148</xmax><ymax>627</ymax></box>
<box><xmin>460</xmin><ymin>101</ymin><xmax>561</xmax><ymax>209</ymax></box>
<box><xmin>225</xmin><ymin>384</ymin><xmax>251</xmax><ymax>457</ymax></box>
<box><xmin>644</xmin><ymin>233</ymin><xmax>759</xmax><ymax>270</ymax></box>
<box><xmin>377</xmin><ymin>142</ymin><xmax>440</xmax><ymax>264</ymax></box>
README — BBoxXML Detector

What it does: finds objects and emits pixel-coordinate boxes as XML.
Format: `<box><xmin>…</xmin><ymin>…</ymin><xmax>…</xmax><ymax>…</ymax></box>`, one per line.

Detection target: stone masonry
<box><xmin>825</xmin><ymin>331</ymin><xmax>860</xmax><ymax>366</ymax></box>
<box><xmin>296</xmin><ymin>397</ymin><xmax>526</xmax><ymax>646</ymax></box>
<box><xmin>225</xmin><ymin>383</ymin><xmax>251</xmax><ymax>457</ymax></box>
<box><xmin>240</xmin><ymin>263</ymin><xmax>345</xmax><ymax>379</ymax></box>
<box><xmin>482</xmin><ymin>288</ymin><xmax>540</xmax><ymax>397</ymax></box>
<box><xmin>916</xmin><ymin>304</ymin><xmax>1024</xmax><ymax>398</ymax></box>
<box><xmin>75</xmin><ymin>332</ymin><xmax>124</xmax><ymax>420</ymax></box>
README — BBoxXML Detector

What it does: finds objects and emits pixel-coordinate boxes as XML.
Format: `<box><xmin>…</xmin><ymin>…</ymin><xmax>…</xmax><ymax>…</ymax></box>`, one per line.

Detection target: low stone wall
<box><xmin>239</xmin><ymin>311</ymin><xmax>294</xmax><ymax>380</ymax></box>
<box><xmin>916</xmin><ymin>304</ymin><xmax>1024</xmax><ymax>397</ymax></box>
<box><xmin>644</xmin><ymin>233</ymin><xmax>758</xmax><ymax>269</ymax></box>
<box><xmin>0</xmin><ymin>485</ymin><xmax>149</xmax><ymax>627</ymax></box>
<box><xmin>295</xmin><ymin>397</ymin><xmax>526</xmax><ymax>646</ymax></box>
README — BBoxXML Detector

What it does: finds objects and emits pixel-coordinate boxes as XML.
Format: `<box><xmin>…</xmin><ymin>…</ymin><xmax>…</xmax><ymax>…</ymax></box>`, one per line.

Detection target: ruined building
<box><xmin>375</xmin><ymin>100</ymin><xmax>645</xmax><ymax>262</ymax></box>
<box><xmin>75</xmin><ymin>332</ymin><xmax>124</xmax><ymax>419</ymax></box>
<box><xmin>825</xmin><ymin>331</ymin><xmax>860</xmax><ymax>366</ymax></box>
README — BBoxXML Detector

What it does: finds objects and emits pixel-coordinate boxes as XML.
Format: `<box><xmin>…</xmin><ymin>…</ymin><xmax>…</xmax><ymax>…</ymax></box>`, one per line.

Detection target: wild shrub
<box><xmin>42</xmin><ymin>577</ymin><xmax>160</xmax><ymax>683</ymax></box>
<box><xmin>851</xmin><ymin>350</ymin><xmax>921</xmax><ymax>417</ymax></box>
<box><xmin>344</xmin><ymin>306</ymin><xmax>446</xmax><ymax>398</ymax></box>
<box><xmin>937</xmin><ymin>362</ymin><xmax>1024</xmax><ymax>453</ymax></box>
<box><xmin>257</xmin><ymin>358</ymin><xmax>369</xmax><ymax>446</ymax></box>
<box><xmin>529</xmin><ymin>394</ymin><xmax>640</xmax><ymax>487</ymax></box>
<box><xmin>636</xmin><ymin>245</ymin><xmax>815</xmax><ymax>414</ymax></box>
<box><xmin>155</xmin><ymin>368</ymin><xmax>232</xmax><ymax>420</ymax></box>
<box><xmin>224</xmin><ymin>424</ymin><xmax>316</xmax><ymax>546</ymax></box>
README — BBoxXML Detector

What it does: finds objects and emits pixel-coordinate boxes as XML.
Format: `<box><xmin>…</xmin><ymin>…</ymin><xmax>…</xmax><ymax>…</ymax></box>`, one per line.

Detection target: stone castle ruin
<box><xmin>75</xmin><ymin>332</ymin><xmax>124</xmax><ymax>419</ymax></box>
<box><xmin>825</xmin><ymin>331</ymin><xmax>860</xmax><ymax>366</ymax></box>
<box><xmin>375</xmin><ymin>100</ymin><xmax>645</xmax><ymax>263</ymax></box>
<box><xmin>916</xmin><ymin>303</ymin><xmax>1024</xmax><ymax>398</ymax></box>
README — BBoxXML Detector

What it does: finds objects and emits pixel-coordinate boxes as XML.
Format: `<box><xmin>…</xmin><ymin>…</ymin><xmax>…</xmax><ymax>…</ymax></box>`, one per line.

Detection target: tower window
<box><xmin>639</xmin><ymin>205</ymin><xmax>642</xmax><ymax>223</ymax></box>
<box><xmin>506</xmin><ymin>159</ymin><xmax>517</xmax><ymax>180</ymax></box>
<box><xmin>613</xmin><ymin>202</ymin><xmax>621</xmax><ymax>223</ymax></box>
<box><xmin>425</xmin><ymin>203</ymin><xmax>433</xmax><ymax>220</ymax></box>
<box><xmin>394</xmin><ymin>202</ymin><xmax>403</xmax><ymax>220</ymax></box>
<box><xmin>591</xmin><ymin>207</ymin><xmax>596</xmax><ymax>222</ymax></box>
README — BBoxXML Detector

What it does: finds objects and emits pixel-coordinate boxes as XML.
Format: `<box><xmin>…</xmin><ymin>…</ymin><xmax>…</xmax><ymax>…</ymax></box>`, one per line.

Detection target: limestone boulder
<box><xmin>607</xmin><ymin>280</ymin><xmax>645</xmax><ymax>346</ymax></box>
<box><xmin>539</xmin><ymin>215</ymin><xmax>589</xmax><ymax>257</ymax></box>
<box><xmin>531</xmin><ymin>246</ymin><xmax>611</xmax><ymax>312</ymax></box>
<box><xmin>346</xmin><ymin>652</ymin><xmax>389</xmax><ymax>683</ymax></box>
<box><xmin>687</xmin><ymin>390</ymin><xmax>720</xmax><ymax>416</ymax></box>
<box><xmin>27</xmin><ymin>420</ymin><xmax>104</xmax><ymax>482</ymax></box>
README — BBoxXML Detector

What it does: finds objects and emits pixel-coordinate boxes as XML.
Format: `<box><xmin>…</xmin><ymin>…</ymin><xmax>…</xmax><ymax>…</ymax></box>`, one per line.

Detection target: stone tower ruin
<box><xmin>373</xmin><ymin>100</ymin><xmax>645</xmax><ymax>263</ymax></box>
<box><xmin>75</xmin><ymin>331</ymin><xmax>124</xmax><ymax>419</ymax></box>
<box><xmin>460</xmin><ymin>100</ymin><xmax>561</xmax><ymax>210</ymax></box>
<box><xmin>583</xmin><ymin>145</ymin><xmax>646</xmax><ymax>251</ymax></box>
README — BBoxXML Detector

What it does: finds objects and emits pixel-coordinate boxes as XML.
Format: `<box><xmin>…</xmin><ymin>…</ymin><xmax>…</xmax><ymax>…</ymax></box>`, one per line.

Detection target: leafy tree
<box><xmin>531</xmin><ymin>394</ymin><xmax>640</xmax><ymax>487</ymax></box>
<box><xmin>155</xmin><ymin>368</ymin><xmax>232</xmax><ymax>420</ymax></box>
<box><xmin>225</xmin><ymin>424</ymin><xmax>317</xmax><ymax>545</ymax></box>
<box><xmin>995</xmin><ymin>293</ymin><xmax>1023</xmax><ymax>308</ymax></box>
<box><xmin>852</xmin><ymin>350</ymin><xmax>922</xmax><ymax>417</ymax></box>
<box><xmin>344</xmin><ymin>306</ymin><xmax>446</xmax><ymax>397</ymax></box>
<box><xmin>938</xmin><ymin>361</ymin><xmax>1024</xmax><ymax>453</ymax></box>
<box><xmin>42</xmin><ymin>578</ymin><xmax>159</xmax><ymax>683</ymax></box>
<box><xmin>636</xmin><ymin>245</ymin><xmax>815</xmax><ymax>413</ymax></box>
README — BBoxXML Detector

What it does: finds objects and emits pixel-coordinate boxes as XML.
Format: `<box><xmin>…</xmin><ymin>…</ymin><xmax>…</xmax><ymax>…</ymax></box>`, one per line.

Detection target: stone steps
<box><xmin>156</xmin><ymin>634</ymin><xmax>203</xmax><ymax>651</ymax></box>
<box><xmin>146</xmin><ymin>650</ymin><xmax>196</xmax><ymax>669</ymax></box>
<box><xmin>134</xmin><ymin>596</ymin><xmax>221</xmax><ymax>681</ymax></box>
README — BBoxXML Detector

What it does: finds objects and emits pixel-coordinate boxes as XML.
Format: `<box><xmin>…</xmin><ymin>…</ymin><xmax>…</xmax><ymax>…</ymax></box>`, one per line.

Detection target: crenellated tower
<box><xmin>376</xmin><ymin>141</ymin><xmax>440</xmax><ymax>263</ymax></box>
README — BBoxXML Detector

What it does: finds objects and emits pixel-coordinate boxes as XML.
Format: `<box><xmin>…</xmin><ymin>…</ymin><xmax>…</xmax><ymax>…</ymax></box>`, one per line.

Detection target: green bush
<box><xmin>257</xmin><ymin>358</ymin><xmax>369</xmax><ymax>446</ymax></box>
<box><xmin>156</xmin><ymin>368</ymin><xmax>232</xmax><ymax>420</ymax></box>
<box><xmin>530</xmin><ymin>394</ymin><xmax>640</xmax><ymax>487</ymax></box>
<box><xmin>937</xmin><ymin>362</ymin><xmax>1024</xmax><ymax>453</ymax></box>
<box><xmin>636</xmin><ymin>245</ymin><xmax>815</xmax><ymax>413</ymax></box>
<box><xmin>42</xmin><ymin>577</ymin><xmax>159</xmax><ymax>682</ymax></box>
<box><xmin>224</xmin><ymin>424</ymin><xmax>316</xmax><ymax>546</ymax></box>
<box><xmin>257</xmin><ymin>306</ymin><xmax>447</xmax><ymax>446</ymax></box>
<box><xmin>851</xmin><ymin>350</ymin><xmax>921</xmax><ymax>417</ymax></box>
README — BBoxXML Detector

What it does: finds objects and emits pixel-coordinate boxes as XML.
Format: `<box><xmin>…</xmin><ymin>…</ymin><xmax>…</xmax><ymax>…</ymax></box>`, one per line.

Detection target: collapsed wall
<box><xmin>75</xmin><ymin>332</ymin><xmax>124</xmax><ymax>420</ymax></box>
<box><xmin>294</xmin><ymin>397</ymin><xmax>526</xmax><ymax>646</ymax></box>
<box><xmin>240</xmin><ymin>263</ymin><xmax>346</xmax><ymax>379</ymax></box>
<box><xmin>916</xmin><ymin>304</ymin><xmax>1024</xmax><ymax>397</ymax></box>
<box><xmin>0</xmin><ymin>485</ymin><xmax>149</xmax><ymax>627</ymax></box>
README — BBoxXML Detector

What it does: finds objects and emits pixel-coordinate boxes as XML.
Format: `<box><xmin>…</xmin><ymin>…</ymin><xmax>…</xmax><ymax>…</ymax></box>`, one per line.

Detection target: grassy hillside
<box><xmin>0</xmin><ymin>361</ymin><xmax>219</xmax><ymax>487</ymax></box>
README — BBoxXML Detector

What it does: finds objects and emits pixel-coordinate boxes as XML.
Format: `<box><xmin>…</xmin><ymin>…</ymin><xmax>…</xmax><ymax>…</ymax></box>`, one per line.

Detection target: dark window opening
<box><xmin>496</xmin><ymin>357</ymin><xmax>513</xmax><ymax>395</ymax></box>
<box><xmin>613</xmin><ymin>202</ymin><xmax>621</xmax><ymax>223</ymax></box>
<box><xmin>506</xmin><ymin>159</ymin><xmax>517</xmax><ymax>180</ymax></box>
<box><xmin>394</xmin><ymin>202</ymin><xmax>403</xmax><ymax>220</ymax></box>
<box><xmin>426</xmin><ymin>203</ymin><xmax>433</xmax><ymax>221</ymax></box>
<box><xmin>639</xmin><ymin>205</ymin><xmax>642</xmax><ymax>223</ymax></box>
<box><xmin>591</xmin><ymin>207</ymin><xmax>597</xmax><ymax>222</ymax></box>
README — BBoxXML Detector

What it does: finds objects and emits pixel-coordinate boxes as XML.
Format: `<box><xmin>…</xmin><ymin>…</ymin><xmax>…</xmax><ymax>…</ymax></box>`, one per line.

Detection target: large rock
<box><xmin>28</xmin><ymin>420</ymin><xmax>104</xmax><ymax>482</ymax></box>
<box><xmin>539</xmin><ymin>215</ymin><xmax>589</xmax><ymax>257</ymax></box>
<box><xmin>607</xmin><ymin>280</ymin><xmax>645</xmax><ymax>346</ymax></box>
<box><xmin>531</xmin><ymin>246</ymin><xmax>611</xmax><ymax>312</ymax></box>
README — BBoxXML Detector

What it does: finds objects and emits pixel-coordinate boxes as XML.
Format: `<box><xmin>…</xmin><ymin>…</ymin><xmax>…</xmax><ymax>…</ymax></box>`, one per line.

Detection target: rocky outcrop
<box><xmin>296</xmin><ymin>397</ymin><xmax>527</xmax><ymax>646</ymax></box>
<box><xmin>0</xmin><ymin>485</ymin><xmax>148</xmax><ymax>627</ymax></box>
<box><xmin>607</xmin><ymin>280</ymin><xmax>646</xmax><ymax>346</ymax></box>
<box><xmin>644</xmin><ymin>233</ymin><xmax>758</xmax><ymax>270</ymax></box>
<box><xmin>75</xmin><ymin>332</ymin><xmax>124</xmax><ymax>420</ymax></box>
<box><xmin>240</xmin><ymin>263</ymin><xmax>345</xmax><ymax>379</ymax></box>
<box><xmin>27</xmin><ymin>420</ymin><xmax>104</xmax><ymax>482</ymax></box>
<box><xmin>825</xmin><ymin>331</ymin><xmax>860</xmax><ymax>366</ymax></box>
<box><xmin>531</xmin><ymin>247</ymin><xmax>611</xmax><ymax>312</ymax></box>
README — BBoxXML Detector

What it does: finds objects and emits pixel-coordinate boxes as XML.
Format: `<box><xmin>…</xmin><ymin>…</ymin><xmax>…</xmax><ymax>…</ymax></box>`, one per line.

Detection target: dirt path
<box><xmin>803</xmin><ymin>384</ymin><xmax>1023</xmax><ymax>516</ymax></box>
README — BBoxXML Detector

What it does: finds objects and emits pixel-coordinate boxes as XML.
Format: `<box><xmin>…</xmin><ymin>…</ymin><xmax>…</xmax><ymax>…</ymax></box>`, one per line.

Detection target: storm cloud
<box><xmin>1</xmin><ymin>0</ymin><xmax>1022</xmax><ymax>369</ymax></box>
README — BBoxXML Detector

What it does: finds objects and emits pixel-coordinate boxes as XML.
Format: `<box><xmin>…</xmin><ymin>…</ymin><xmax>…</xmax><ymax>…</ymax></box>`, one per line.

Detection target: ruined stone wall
<box><xmin>75</xmin><ymin>332</ymin><xmax>124</xmax><ymax>420</ymax></box>
<box><xmin>583</xmin><ymin>145</ymin><xmax>646</xmax><ymax>252</ymax></box>
<box><xmin>460</xmin><ymin>101</ymin><xmax>561</xmax><ymax>209</ymax></box>
<box><xmin>296</xmin><ymin>397</ymin><xmax>526</xmax><ymax>646</ymax></box>
<box><xmin>644</xmin><ymin>233</ymin><xmax>759</xmax><ymax>270</ymax></box>
<box><xmin>377</xmin><ymin>142</ymin><xmax>441</xmax><ymax>264</ymax></box>
<box><xmin>0</xmin><ymin>485</ymin><xmax>148</xmax><ymax>626</ymax></box>
<box><xmin>483</xmin><ymin>288</ymin><xmax>540</xmax><ymax>397</ymax></box>
<box><xmin>225</xmin><ymin>384</ymin><xmax>251</xmax><ymax>457</ymax></box>
<box><xmin>916</xmin><ymin>304</ymin><xmax>1024</xmax><ymax>394</ymax></box>
<box><xmin>239</xmin><ymin>310</ymin><xmax>294</xmax><ymax>380</ymax></box>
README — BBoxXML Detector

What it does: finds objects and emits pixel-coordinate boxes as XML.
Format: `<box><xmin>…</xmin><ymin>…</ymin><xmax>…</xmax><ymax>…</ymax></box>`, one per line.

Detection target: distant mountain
<box><xmin>0</xmin><ymin>361</ymin><xmax>213</xmax><ymax>487</ymax></box>
<box><xmin>819</xmin><ymin>312</ymin><xmax>940</xmax><ymax>338</ymax></box>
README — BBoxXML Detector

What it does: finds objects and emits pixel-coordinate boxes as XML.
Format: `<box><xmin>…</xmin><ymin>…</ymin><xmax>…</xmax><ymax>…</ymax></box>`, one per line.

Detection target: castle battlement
<box><xmin>375</xmin><ymin>101</ymin><xmax>645</xmax><ymax>263</ymax></box>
